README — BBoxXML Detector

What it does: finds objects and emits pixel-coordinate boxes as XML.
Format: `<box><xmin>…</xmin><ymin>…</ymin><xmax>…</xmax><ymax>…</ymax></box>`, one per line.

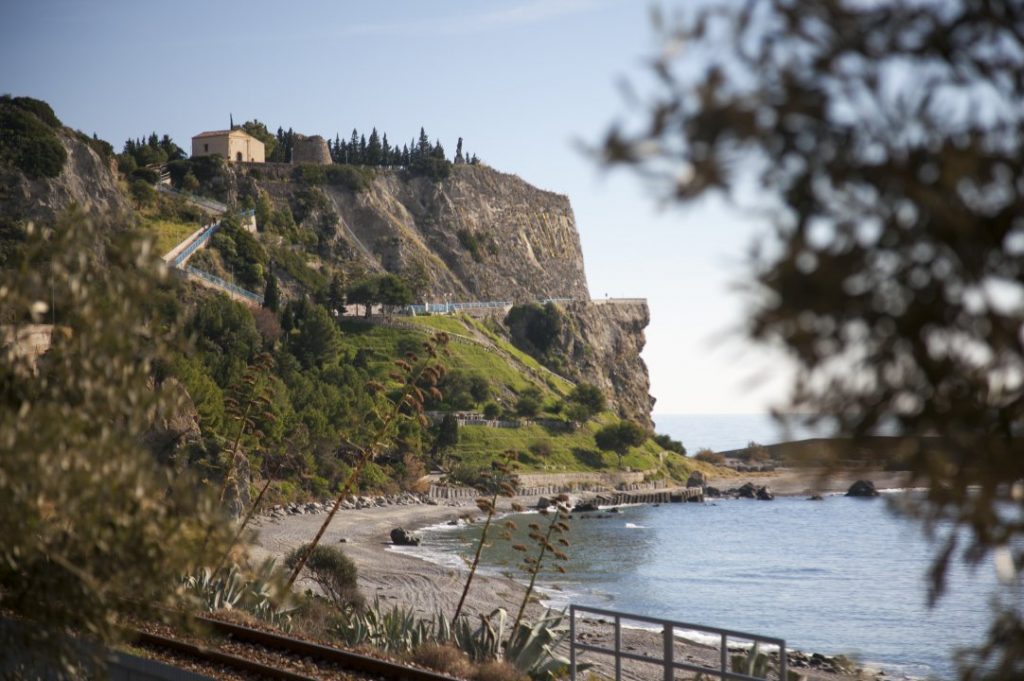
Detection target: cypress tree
<box><xmin>366</xmin><ymin>128</ymin><xmax>382</xmax><ymax>166</ymax></box>
<box><xmin>381</xmin><ymin>133</ymin><xmax>391</xmax><ymax>166</ymax></box>
<box><xmin>359</xmin><ymin>134</ymin><xmax>367</xmax><ymax>164</ymax></box>
<box><xmin>455</xmin><ymin>137</ymin><xmax>464</xmax><ymax>164</ymax></box>
<box><xmin>263</xmin><ymin>272</ymin><xmax>280</xmax><ymax>312</ymax></box>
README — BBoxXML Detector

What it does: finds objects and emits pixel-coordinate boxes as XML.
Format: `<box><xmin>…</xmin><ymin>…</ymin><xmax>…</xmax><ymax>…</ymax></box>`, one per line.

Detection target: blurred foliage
<box><xmin>0</xmin><ymin>211</ymin><xmax>231</xmax><ymax>677</ymax></box>
<box><xmin>603</xmin><ymin>2</ymin><xmax>1024</xmax><ymax>678</ymax></box>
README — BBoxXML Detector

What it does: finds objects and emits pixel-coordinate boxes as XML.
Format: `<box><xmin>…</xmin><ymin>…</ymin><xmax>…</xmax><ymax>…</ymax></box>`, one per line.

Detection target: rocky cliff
<box><xmin>0</xmin><ymin>129</ymin><xmax>131</xmax><ymax>227</ymax></box>
<box><xmin>236</xmin><ymin>163</ymin><xmax>589</xmax><ymax>301</ymax></box>
<box><xmin>555</xmin><ymin>300</ymin><xmax>655</xmax><ymax>429</ymax></box>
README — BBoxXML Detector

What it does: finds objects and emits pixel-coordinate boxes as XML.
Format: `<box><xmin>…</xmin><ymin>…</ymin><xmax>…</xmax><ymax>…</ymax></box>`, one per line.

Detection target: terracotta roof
<box><xmin>192</xmin><ymin>129</ymin><xmax>258</xmax><ymax>140</ymax></box>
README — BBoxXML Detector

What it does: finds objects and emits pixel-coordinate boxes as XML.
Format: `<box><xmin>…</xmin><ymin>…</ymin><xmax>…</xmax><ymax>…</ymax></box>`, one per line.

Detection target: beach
<box><xmin>248</xmin><ymin>469</ymin><xmax>903</xmax><ymax>680</ymax></box>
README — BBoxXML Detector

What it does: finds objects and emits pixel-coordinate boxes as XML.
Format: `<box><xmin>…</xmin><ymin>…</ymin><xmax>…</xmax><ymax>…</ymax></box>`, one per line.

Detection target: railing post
<box><xmin>780</xmin><ymin>643</ymin><xmax>787</xmax><ymax>681</ymax></box>
<box><xmin>720</xmin><ymin>633</ymin><xmax>728</xmax><ymax>681</ymax></box>
<box><xmin>663</xmin><ymin>623</ymin><xmax>674</xmax><ymax>681</ymax></box>
<box><xmin>614</xmin><ymin>615</ymin><xmax>622</xmax><ymax>681</ymax></box>
<box><xmin>569</xmin><ymin>605</ymin><xmax>577</xmax><ymax>681</ymax></box>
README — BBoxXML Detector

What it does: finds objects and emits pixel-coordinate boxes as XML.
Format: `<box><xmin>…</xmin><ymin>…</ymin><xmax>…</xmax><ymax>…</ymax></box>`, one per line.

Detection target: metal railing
<box><xmin>171</xmin><ymin>222</ymin><xmax>221</xmax><ymax>268</ymax></box>
<box><xmin>183</xmin><ymin>266</ymin><xmax>264</xmax><ymax>305</ymax></box>
<box><xmin>155</xmin><ymin>183</ymin><xmax>229</xmax><ymax>214</ymax></box>
<box><xmin>569</xmin><ymin>604</ymin><xmax>787</xmax><ymax>681</ymax></box>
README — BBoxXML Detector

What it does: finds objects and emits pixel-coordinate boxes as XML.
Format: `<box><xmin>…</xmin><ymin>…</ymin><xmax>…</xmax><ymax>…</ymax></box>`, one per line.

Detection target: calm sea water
<box><xmin>404</xmin><ymin>415</ymin><xmax>998</xmax><ymax>680</ymax></box>
<box><xmin>652</xmin><ymin>413</ymin><xmax>827</xmax><ymax>453</ymax></box>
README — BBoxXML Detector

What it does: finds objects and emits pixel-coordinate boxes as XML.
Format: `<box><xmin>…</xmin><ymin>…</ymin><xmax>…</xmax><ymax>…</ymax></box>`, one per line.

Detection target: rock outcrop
<box><xmin>846</xmin><ymin>480</ymin><xmax>880</xmax><ymax>497</ymax></box>
<box><xmin>390</xmin><ymin>527</ymin><xmax>421</xmax><ymax>546</ymax></box>
<box><xmin>553</xmin><ymin>300</ymin><xmax>655</xmax><ymax>428</ymax></box>
<box><xmin>0</xmin><ymin>129</ymin><xmax>131</xmax><ymax>227</ymax></box>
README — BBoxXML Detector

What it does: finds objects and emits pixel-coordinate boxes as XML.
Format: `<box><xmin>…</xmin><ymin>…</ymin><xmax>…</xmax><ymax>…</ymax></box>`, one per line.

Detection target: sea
<box><xmin>399</xmin><ymin>414</ymin><xmax>1000</xmax><ymax>680</ymax></box>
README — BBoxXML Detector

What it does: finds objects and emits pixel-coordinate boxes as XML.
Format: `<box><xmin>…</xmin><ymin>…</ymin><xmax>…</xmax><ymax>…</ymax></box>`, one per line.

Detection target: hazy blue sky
<box><xmin>1</xmin><ymin>0</ymin><xmax>790</xmax><ymax>415</ymax></box>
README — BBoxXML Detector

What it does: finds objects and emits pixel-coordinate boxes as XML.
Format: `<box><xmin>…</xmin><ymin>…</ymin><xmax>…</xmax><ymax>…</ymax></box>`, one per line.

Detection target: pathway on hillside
<box><xmin>157</xmin><ymin>184</ymin><xmax>263</xmax><ymax>306</ymax></box>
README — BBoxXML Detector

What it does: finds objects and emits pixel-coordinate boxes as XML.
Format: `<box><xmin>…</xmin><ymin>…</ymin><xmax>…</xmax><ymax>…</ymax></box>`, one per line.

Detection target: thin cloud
<box><xmin>340</xmin><ymin>0</ymin><xmax>603</xmax><ymax>37</ymax></box>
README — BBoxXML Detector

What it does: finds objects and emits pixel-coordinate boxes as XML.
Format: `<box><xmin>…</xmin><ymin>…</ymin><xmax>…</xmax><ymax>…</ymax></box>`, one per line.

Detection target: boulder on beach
<box><xmin>536</xmin><ymin>496</ymin><xmax>552</xmax><ymax>510</ymax></box>
<box><xmin>390</xmin><ymin>527</ymin><xmax>421</xmax><ymax>546</ymax></box>
<box><xmin>705</xmin><ymin>486</ymin><xmax>722</xmax><ymax>498</ymax></box>
<box><xmin>846</xmin><ymin>480</ymin><xmax>880</xmax><ymax>497</ymax></box>
<box><xmin>736</xmin><ymin>482</ymin><xmax>758</xmax><ymax>499</ymax></box>
<box><xmin>756</xmin><ymin>486</ymin><xmax>775</xmax><ymax>501</ymax></box>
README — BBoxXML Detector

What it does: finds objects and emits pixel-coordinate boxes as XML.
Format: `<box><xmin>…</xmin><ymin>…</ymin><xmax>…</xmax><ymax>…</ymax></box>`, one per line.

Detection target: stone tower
<box><xmin>291</xmin><ymin>134</ymin><xmax>332</xmax><ymax>165</ymax></box>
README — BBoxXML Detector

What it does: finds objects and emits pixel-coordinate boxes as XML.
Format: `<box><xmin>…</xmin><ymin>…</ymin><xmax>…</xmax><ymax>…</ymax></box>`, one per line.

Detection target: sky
<box><xmin>0</xmin><ymin>0</ymin><xmax>792</xmax><ymax>416</ymax></box>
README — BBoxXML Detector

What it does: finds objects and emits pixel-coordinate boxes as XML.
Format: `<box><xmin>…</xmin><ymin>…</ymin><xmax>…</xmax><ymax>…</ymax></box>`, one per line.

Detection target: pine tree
<box><xmin>417</xmin><ymin>127</ymin><xmax>431</xmax><ymax>158</ymax></box>
<box><xmin>432</xmin><ymin>140</ymin><xmax>445</xmax><ymax>160</ymax></box>
<box><xmin>401</xmin><ymin>144</ymin><xmax>410</xmax><ymax>166</ymax></box>
<box><xmin>349</xmin><ymin>128</ymin><xmax>359</xmax><ymax>162</ymax></box>
<box><xmin>454</xmin><ymin>137</ymin><xmax>464</xmax><ymax>164</ymax></box>
<box><xmin>381</xmin><ymin>133</ymin><xmax>391</xmax><ymax>166</ymax></box>
<box><xmin>359</xmin><ymin>134</ymin><xmax>367</xmax><ymax>164</ymax></box>
<box><xmin>366</xmin><ymin>128</ymin><xmax>382</xmax><ymax>166</ymax></box>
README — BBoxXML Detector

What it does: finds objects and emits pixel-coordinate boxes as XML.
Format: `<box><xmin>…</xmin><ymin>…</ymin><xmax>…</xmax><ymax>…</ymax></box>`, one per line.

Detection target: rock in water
<box><xmin>736</xmin><ymin>482</ymin><xmax>758</xmax><ymax>499</ymax></box>
<box><xmin>808</xmin><ymin>494</ymin><xmax>824</xmax><ymax>501</ymax></box>
<box><xmin>573</xmin><ymin>501</ymin><xmax>600</xmax><ymax>513</ymax></box>
<box><xmin>846</xmin><ymin>480</ymin><xmax>880</xmax><ymax>497</ymax></box>
<box><xmin>390</xmin><ymin>528</ymin><xmax>421</xmax><ymax>546</ymax></box>
<box><xmin>756</xmin><ymin>486</ymin><xmax>775</xmax><ymax>501</ymax></box>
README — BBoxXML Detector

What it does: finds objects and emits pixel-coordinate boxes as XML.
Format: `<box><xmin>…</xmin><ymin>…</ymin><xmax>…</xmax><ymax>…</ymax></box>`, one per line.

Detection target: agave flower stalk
<box><xmin>451</xmin><ymin>450</ymin><xmax>522</xmax><ymax>625</ymax></box>
<box><xmin>510</xmin><ymin>494</ymin><xmax>571</xmax><ymax>636</ymax></box>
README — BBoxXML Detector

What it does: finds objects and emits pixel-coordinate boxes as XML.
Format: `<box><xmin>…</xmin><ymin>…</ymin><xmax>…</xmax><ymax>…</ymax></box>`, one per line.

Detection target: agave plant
<box><xmin>335</xmin><ymin>598</ymin><xmax>435</xmax><ymax>653</ymax></box>
<box><xmin>506</xmin><ymin>609</ymin><xmax>591</xmax><ymax>681</ymax></box>
<box><xmin>181</xmin><ymin>559</ymin><xmax>297</xmax><ymax>630</ymax></box>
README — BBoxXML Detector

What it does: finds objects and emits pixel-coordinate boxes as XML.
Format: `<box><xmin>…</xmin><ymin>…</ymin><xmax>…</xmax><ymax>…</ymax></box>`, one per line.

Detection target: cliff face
<box><xmin>241</xmin><ymin>164</ymin><xmax>589</xmax><ymax>301</ymax></box>
<box><xmin>0</xmin><ymin>130</ymin><xmax>131</xmax><ymax>226</ymax></box>
<box><xmin>556</xmin><ymin>300</ymin><xmax>655</xmax><ymax>429</ymax></box>
<box><xmin>230</xmin><ymin>162</ymin><xmax>653</xmax><ymax>426</ymax></box>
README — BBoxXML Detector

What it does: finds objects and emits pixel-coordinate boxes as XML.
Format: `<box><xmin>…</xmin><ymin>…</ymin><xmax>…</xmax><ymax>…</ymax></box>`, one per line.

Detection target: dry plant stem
<box><xmin>212</xmin><ymin>458</ymin><xmax>284</xmax><ymax>575</ymax></box>
<box><xmin>216</xmin><ymin>398</ymin><xmax>254</xmax><ymax>504</ymax></box>
<box><xmin>451</xmin><ymin>492</ymin><xmax>499</xmax><ymax>625</ymax></box>
<box><xmin>284</xmin><ymin>360</ymin><xmax>434</xmax><ymax>591</ymax></box>
<box><xmin>511</xmin><ymin>510</ymin><xmax>560</xmax><ymax>635</ymax></box>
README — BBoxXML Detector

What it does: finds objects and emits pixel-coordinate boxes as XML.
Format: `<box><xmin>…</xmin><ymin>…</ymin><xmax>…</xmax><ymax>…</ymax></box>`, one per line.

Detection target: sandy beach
<box><xmin>248</xmin><ymin>469</ymin><xmax>900</xmax><ymax>680</ymax></box>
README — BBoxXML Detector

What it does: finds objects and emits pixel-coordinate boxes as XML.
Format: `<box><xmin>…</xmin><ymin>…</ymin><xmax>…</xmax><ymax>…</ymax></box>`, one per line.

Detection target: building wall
<box><xmin>191</xmin><ymin>133</ymin><xmax>265</xmax><ymax>163</ymax></box>
<box><xmin>192</xmin><ymin>135</ymin><xmax>230</xmax><ymax>159</ymax></box>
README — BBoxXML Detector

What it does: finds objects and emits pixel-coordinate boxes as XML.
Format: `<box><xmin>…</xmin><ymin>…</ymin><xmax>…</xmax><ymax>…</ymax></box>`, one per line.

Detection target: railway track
<box><xmin>132</xmin><ymin>615</ymin><xmax>461</xmax><ymax>681</ymax></box>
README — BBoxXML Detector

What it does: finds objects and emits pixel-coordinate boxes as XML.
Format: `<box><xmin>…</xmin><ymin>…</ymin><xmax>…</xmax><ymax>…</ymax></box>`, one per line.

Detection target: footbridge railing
<box><xmin>569</xmin><ymin>604</ymin><xmax>787</xmax><ymax>681</ymax></box>
<box><xmin>183</xmin><ymin>266</ymin><xmax>263</xmax><ymax>306</ymax></box>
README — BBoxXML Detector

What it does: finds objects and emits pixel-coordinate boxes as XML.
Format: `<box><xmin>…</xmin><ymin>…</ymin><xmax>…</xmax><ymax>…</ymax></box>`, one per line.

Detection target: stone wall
<box><xmin>291</xmin><ymin>135</ymin><xmax>332</xmax><ymax>165</ymax></box>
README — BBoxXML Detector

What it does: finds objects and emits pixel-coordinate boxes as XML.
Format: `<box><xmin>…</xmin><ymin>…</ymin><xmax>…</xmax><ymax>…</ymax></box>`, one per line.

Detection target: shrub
<box><xmin>515</xmin><ymin>394</ymin><xmax>540</xmax><ymax>418</ymax></box>
<box><xmin>473</xmin><ymin>660</ymin><xmax>528</xmax><ymax>681</ymax></box>
<box><xmin>131</xmin><ymin>167</ymin><xmax>160</xmax><ymax>184</ymax></box>
<box><xmin>0</xmin><ymin>97</ymin><xmax>67</xmax><ymax>179</ymax></box>
<box><xmin>457</xmin><ymin>229</ymin><xmax>483</xmax><ymax>262</ymax></box>
<box><xmin>8</xmin><ymin>96</ymin><xmax>61</xmax><ymax>128</ymax></box>
<box><xmin>529</xmin><ymin>441</ymin><xmax>552</xmax><ymax>458</ymax></box>
<box><xmin>284</xmin><ymin>544</ymin><xmax>363</xmax><ymax>611</ymax></box>
<box><xmin>326</xmin><ymin>164</ymin><xmax>373</xmax><ymax>191</ymax></box>
<box><xmin>482</xmin><ymin>402</ymin><xmax>501</xmax><ymax>419</ymax></box>
<box><xmin>294</xmin><ymin>163</ymin><xmax>326</xmax><ymax>186</ymax></box>
<box><xmin>412</xmin><ymin>643</ymin><xmax>474</xmax><ymax>679</ymax></box>
<box><xmin>694</xmin><ymin>449</ymin><xmax>725</xmax><ymax>466</ymax></box>
<box><xmin>653</xmin><ymin>433</ymin><xmax>686</xmax><ymax>456</ymax></box>
<box><xmin>130</xmin><ymin>179</ymin><xmax>157</xmax><ymax>206</ymax></box>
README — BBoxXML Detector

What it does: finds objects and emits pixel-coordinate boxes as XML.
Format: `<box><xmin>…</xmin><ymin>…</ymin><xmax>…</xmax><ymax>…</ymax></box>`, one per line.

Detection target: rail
<box><xmin>183</xmin><ymin>266</ymin><xmax>263</xmax><ymax>305</ymax></box>
<box><xmin>155</xmin><ymin>183</ymin><xmax>228</xmax><ymax>214</ymax></box>
<box><xmin>569</xmin><ymin>604</ymin><xmax>787</xmax><ymax>681</ymax></box>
